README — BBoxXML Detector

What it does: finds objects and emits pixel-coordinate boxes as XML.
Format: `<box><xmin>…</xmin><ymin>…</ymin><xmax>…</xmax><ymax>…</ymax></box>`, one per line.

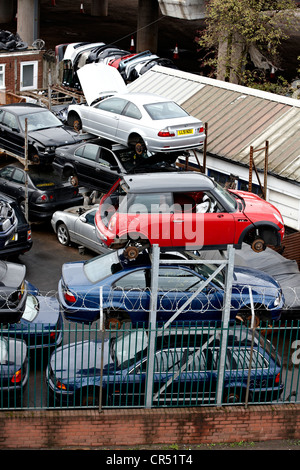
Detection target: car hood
<box><xmin>29</xmin><ymin>126</ymin><xmax>85</xmax><ymax>147</ymax></box>
<box><xmin>77</xmin><ymin>63</ymin><xmax>127</xmax><ymax>105</ymax></box>
<box><xmin>232</xmin><ymin>266</ymin><xmax>281</xmax><ymax>291</ymax></box>
<box><xmin>231</xmin><ymin>190</ymin><xmax>284</xmax><ymax>225</ymax></box>
<box><xmin>50</xmin><ymin>338</ymin><xmax>112</xmax><ymax>380</ymax></box>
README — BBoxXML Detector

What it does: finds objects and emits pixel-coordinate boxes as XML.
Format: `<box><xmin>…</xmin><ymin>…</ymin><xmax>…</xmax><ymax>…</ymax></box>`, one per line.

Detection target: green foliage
<box><xmin>196</xmin><ymin>0</ymin><xmax>298</xmax><ymax>87</ymax></box>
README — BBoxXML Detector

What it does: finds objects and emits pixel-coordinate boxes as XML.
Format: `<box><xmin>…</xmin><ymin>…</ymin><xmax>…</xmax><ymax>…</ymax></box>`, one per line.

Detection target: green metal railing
<box><xmin>1</xmin><ymin>320</ymin><xmax>300</xmax><ymax>410</ymax></box>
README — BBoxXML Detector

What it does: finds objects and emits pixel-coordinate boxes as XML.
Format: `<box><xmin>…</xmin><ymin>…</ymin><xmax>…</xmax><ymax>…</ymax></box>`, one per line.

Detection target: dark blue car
<box><xmin>57</xmin><ymin>250</ymin><xmax>284</xmax><ymax>327</ymax></box>
<box><xmin>46</xmin><ymin>327</ymin><xmax>284</xmax><ymax>407</ymax></box>
<box><xmin>6</xmin><ymin>283</ymin><xmax>63</xmax><ymax>350</ymax></box>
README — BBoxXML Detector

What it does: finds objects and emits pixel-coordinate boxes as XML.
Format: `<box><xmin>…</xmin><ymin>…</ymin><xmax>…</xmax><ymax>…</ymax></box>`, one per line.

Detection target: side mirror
<box><xmin>79</xmin><ymin>215</ymin><xmax>87</xmax><ymax>223</ymax></box>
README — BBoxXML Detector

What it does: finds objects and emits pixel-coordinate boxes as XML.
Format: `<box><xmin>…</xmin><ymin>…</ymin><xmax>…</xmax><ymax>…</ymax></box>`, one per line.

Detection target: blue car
<box><xmin>57</xmin><ymin>250</ymin><xmax>284</xmax><ymax>327</ymax></box>
<box><xmin>6</xmin><ymin>282</ymin><xmax>63</xmax><ymax>349</ymax></box>
<box><xmin>46</xmin><ymin>327</ymin><xmax>284</xmax><ymax>406</ymax></box>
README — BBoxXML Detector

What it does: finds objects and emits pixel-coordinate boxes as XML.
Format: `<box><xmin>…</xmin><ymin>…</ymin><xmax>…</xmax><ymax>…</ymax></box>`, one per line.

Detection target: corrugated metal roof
<box><xmin>128</xmin><ymin>66</ymin><xmax>300</xmax><ymax>184</ymax></box>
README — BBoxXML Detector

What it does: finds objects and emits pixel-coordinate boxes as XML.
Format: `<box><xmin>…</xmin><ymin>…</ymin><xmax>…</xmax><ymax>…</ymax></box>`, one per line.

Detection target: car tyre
<box><xmin>57</xmin><ymin>223</ymin><xmax>70</xmax><ymax>246</ymax></box>
<box><xmin>80</xmin><ymin>387</ymin><xmax>99</xmax><ymax>406</ymax></box>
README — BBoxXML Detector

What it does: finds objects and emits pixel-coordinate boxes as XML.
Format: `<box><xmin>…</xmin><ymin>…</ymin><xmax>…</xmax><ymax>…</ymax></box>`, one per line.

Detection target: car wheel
<box><xmin>57</xmin><ymin>223</ymin><xmax>70</xmax><ymax>246</ymax></box>
<box><xmin>129</xmin><ymin>135</ymin><xmax>146</xmax><ymax>155</ymax></box>
<box><xmin>80</xmin><ymin>387</ymin><xmax>99</xmax><ymax>406</ymax></box>
<box><xmin>105</xmin><ymin>311</ymin><xmax>132</xmax><ymax>329</ymax></box>
<box><xmin>69</xmin><ymin>174</ymin><xmax>79</xmax><ymax>187</ymax></box>
<box><xmin>224</xmin><ymin>389</ymin><xmax>244</xmax><ymax>404</ymax></box>
<box><xmin>68</xmin><ymin>113</ymin><xmax>82</xmax><ymax>132</ymax></box>
<box><xmin>251</xmin><ymin>238</ymin><xmax>265</xmax><ymax>253</ymax></box>
<box><xmin>124</xmin><ymin>245</ymin><xmax>140</xmax><ymax>260</ymax></box>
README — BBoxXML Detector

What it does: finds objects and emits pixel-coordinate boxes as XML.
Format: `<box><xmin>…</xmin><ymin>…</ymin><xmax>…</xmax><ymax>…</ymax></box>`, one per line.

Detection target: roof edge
<box><xmin>150</xmin><ymin>65</ymin><xmax>300</xmax><ymax>108</ymax></box>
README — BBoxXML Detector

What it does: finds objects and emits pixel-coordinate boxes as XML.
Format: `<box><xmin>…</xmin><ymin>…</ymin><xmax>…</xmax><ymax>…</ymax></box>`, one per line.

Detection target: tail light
<box><xmin>27</xmin><ymin>229</ymin><xmax>32</xmax><ymax>241</ymax></box>
<box><xmin>11</xmin><ymin>369</ymin><xmax>22</xmax><ymax>384</ymax></box>
<box><xmin>275</xmin><ymin>373</ymin><xmax>280</xmax><ymax>384</ymax></box>
<box><xmin>36</xmin><ymin>193</ymin><xmax>55</xmax><ymax>203</ymax></box>
<box><xmin>197</xmin><ymin>127</ymin><xmax>204</xmax><ymax>133</ymax></box>
<box><xmin>50</xmin><ymin>331</ymin><xmax>57</xmax><ymax>343</ymax></box>
<box><xmin>158</xmin><ymin>128</ymin><xmax>175</xmax><ymax>137</ymax></box>
<box><xmin>56</xmin><ymin>380</ymin><xmax>66</xmax><ymax>390</ymax></box>
<box><xmin>64</xmin><ymin>289</ymin><xmax>76</xmax><ymax>304</ymax></box>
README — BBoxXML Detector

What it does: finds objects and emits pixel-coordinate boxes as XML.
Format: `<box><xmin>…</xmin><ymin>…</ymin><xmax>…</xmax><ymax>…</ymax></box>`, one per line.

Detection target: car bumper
<box><xmin>0</xmin><ymin>240</ymin><xmax>33</xmax><ymax>259</ymax></box>
<box><xmin>29</xmin><ymin>196</ymin><xmax>84</xmax><ymax>220</ymax></box>
<box><xmin>145</xmin><ymin>134</ymin><xmax>205</xmax><ymax>153</ymax></box>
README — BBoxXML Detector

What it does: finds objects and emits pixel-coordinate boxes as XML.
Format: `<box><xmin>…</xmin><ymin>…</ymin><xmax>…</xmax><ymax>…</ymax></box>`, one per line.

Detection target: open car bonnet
<box><xmin>77</xmin><ymin>63</ymin><xmax>128</xmax><ymax>105</ymax></box>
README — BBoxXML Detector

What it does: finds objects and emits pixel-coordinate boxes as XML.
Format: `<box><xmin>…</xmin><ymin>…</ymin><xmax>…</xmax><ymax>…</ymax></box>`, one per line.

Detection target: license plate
<box><xmin>177</xmin><ymin>129</ymin><xmax>193</xmax><ymax>135</ymax></box>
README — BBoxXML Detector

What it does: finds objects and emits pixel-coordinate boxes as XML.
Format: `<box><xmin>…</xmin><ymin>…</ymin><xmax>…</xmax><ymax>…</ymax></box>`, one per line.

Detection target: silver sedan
<box><xmin>67</xmin><ymin>93</ymin><xmax>205</xmax><ymax>154</ymax></box>
<box><xmin>51</xmin><ymin>205</ymin><xmax>110</xmax><ymax>255</ymax></box>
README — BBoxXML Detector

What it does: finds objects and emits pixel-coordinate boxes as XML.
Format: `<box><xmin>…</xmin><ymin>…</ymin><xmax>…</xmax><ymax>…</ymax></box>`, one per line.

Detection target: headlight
<box><xmin>274</xmin><ymin>291</ymin><xmax>282</xmax><ymax>307</ymax></box>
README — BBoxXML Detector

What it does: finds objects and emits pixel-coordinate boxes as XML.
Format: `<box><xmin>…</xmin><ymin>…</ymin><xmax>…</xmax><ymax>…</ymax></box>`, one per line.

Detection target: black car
<box><xmin>0</xmin><ymin>198</ymin><xmax>18</xmax><ymax>250</ymax></box>
<box><xmin>0</xmin><ymin>163</ymin><xmax>84</xmax><ymax>221</ymax></box>
<box><xmin>0</xmin><ymin>193</ymin><xmax>32</xmax><ymax>259</ymax></box>
<box><xmin>0</xmin><ymin>259</ymin><xmax>27</xmax><ymax>324</ymax></box>
<box><xmin>0</xmin><ymin>103</ymin><xmax>86</xmax><ymax>164</ymax></box>
<box><xmin>53</xmin><ymin>138</ymin><xmax>179</xmax><ymax>193</ymax></box>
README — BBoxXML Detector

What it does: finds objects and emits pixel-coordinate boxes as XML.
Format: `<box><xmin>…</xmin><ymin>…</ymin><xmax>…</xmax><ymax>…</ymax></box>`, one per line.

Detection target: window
<box><xmin>128</xmin><ymin>193</ymin><xmax>171</xmax><ymax>214</ymax></box>
<box><xmin>96</xmin><ymin>97</ymin><xmax>127</xmax><ymax>114</ymax></box>
<box><xmin>2</xmin><ymin>112</ymin><xmax>18</xmax><ymax>130</ymax></box>
<box><xmin>80</xmin><ymin>144</ymin><xmax>99</xmax><ymax>162</ymax></box>
<box><xmin>158</xmin><ymin>267</ymin><xmax>201</xmax><ymax>291</ymax></box>
<box><xmin>124</xmin><ymin>102</ymin><xmax>142</xmax><ymax>119</ymax></box>
<box><xmin>20</xmin><ymin>61</ymin><xmax>38</xmax><ymax>90</ymax></box>
<box><xmin>114</xmin><ymin>269</ymin><xmax>147</xmax><ymax>290</ymax></box>
<box><xmin>11</xmin><ymin>168</ymin><xmax>25</xmax><ymax>184</ymax></box>
<box><xmin>0</xmin><ymin>64</ymin><xmax>5</xmax><ymax>88</ymax></box>
<box><xmin>144</xmin><ymin>101</ymin><xmax>188</xmax><ymax>120</ymax></box>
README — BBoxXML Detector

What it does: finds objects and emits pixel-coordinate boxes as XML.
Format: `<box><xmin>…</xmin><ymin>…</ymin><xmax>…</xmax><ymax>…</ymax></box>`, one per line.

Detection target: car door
<box><xmin>73</xmin><ymin>143</ymin><xmax>100</xmax><ymax>187</ymax></box>
<box><xmin>0</xmin><ymin>110</ymin><xmax>24</xmax><ymax>157</ymax></box>
<box><xmin>155</xmin><ymin>266</ymin><xmax>224</xmax><ymax>324</ymax></box>
<box><xmin>95</xmin><ymin>148</ymin><xmax>121</xmax><ymax>193</ymax></box>
<box><xmin>85</xmin><ymin>97</ymin><xmax>128</xmax><ymax>140</ymax></box>
<box><xmin>115</xmin><ymin>101</ymin><xmax>143</xmax><ymax>143</ymax></box>
<box><xmin>72</xmin><ymin>208</ymin><xmax>98</xmax><ymax>250</ymax></box>
<box><xmin>0</xmin><ymin>167</ymin><xmax>25</xmax><ymax>200</ymax></box>
<box><xmin>171</xmin><ymin>191</ymin><xmax>236</xmax><ymax>249</ymax></box>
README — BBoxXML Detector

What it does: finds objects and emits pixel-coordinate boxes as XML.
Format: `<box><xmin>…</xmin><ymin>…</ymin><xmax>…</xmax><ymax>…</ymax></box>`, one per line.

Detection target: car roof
<box><xmin>121</xmin><ymin>172</ymin><xmax>215</xmax><ymax>193</ymax></box>
<box><xmin>0</xmin><ymin>103</ymin><xmax>48</xmax><ymax>116</ymax></box>
<box><xmin>109</xmin><ymin>92</ymin><xmax>174</xmax><ymax>105</ymax></box>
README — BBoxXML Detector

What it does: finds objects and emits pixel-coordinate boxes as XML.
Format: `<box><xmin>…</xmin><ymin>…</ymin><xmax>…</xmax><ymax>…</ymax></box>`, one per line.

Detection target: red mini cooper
<box><xmin>95</xmin><ymin>172</ymin><xmax>285</xmax><ymax>259</ymax></box>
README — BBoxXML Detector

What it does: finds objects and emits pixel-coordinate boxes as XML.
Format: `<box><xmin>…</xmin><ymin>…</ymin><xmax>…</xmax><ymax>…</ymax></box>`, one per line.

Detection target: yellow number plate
<box><xmin>177</xmin><ymin>129</ymin><xmax>193</xmax><ymax>135</ymax></box>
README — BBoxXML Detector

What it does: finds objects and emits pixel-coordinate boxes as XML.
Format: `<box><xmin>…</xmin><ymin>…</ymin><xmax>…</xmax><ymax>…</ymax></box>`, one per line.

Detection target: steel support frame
<box><xmin>145</xmin><ymin>244</ymin><xmax>236</xmax><ymax>408</ymax></box>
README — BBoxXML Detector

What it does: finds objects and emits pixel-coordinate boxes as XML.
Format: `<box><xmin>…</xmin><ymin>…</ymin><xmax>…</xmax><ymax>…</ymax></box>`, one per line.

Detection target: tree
<box><xmin>196</xmin><ymin>0</ymin><xmax>298</xmax><ymax>86</ymax></box>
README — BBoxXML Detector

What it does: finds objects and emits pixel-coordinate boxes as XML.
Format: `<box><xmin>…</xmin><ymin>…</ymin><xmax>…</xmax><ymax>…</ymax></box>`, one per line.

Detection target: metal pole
<box><xmin>245</xmin><ymin>286</ymin><xmax>255</xmax><ymax>408</ymax></box>
<box><xmin>24</xmin><ymin>118</ymin><xmax>29</xmax><ymax>223</ymax></box>
<box><xmin>99</xmin><ymin>286</ymin><xmax>105</xmax><ymax>411</ymax></box>
<box><xmin>216</xmin><ymin>245</ymin><xmax>235</xmax><ymax>406</ymax></box>
<box><xmin>145</xmin><ymin>244</ymin><xmax>160</xmax><ymax>408</ymax></box>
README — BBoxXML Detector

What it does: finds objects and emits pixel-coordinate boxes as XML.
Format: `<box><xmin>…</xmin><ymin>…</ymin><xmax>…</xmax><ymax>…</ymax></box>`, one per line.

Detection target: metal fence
<box><xmin>1</xmin><ymin>320</ymin><xmax>300</xmax><ymax>411</ymax></box>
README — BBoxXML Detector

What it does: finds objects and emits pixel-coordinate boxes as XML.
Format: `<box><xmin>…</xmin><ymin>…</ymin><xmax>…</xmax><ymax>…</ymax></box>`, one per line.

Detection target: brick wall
<box><xmin>1</xmin><ymin>404</ymin><xmax>300</xmax><ymax>449</ymax></box>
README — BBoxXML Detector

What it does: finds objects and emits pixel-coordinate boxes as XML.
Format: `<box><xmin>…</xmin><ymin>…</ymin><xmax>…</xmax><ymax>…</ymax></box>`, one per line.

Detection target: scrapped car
<box><xmin>67</xmin><ymin>64</ymin><xmax>205</xmax><ymax>154</ymax></box>
<box><xmin>0</xmin><ymin>163</ymin><xmax>84</xmax><ymax>221</ymax></box>
<box><xmin>0</xmin><ymin>103</ymin><xmax>86</xmax><ymax>164</ymax></box>
<box><xmin>0</xmin><ymin>259</ymin><xmax>27</xmax><ymax>325</ymax></box>
<box><xmin>0</xmin><ymin>336</ymin><xmax>28</xmax><ymax>405</ymax></box>
<box><xmin>0</xmin><ymin>198</ymin><xmax>18</xmax><ymax>250</ymax></box>
<box><xmin>68</xmin><ymin>92</ymin><xmax>205</xmax><ymax>154</ymax></box>
<box><xmin>53</xmin><ymin>138</ymin><xmax>178</xmax><ymax>192</ymax></box>
<box><xmin>0</xmin><ymin>193</ymin><xmax>32</xmax><ymax>259</ymax></box>
<box><xmin>94</xmin><ymin>172</ymin><xmax>285</xmax><ymax>256</ymax></box>
<box><xmin>46</xmin><ymin>327</ymin><xmax>284</xmax><ymax>406</ymax></box>
<box><xmin>51</xmin><ymin>205</ymin><xmax>110</xmax><ymax>255</ymax></box>
<box><xmin>57</xmin><ymin>250</ymin><xmax>284</xmax><ymax>327</ymax></box>
<box><xmin>7</xmin><ymin>287</ymin><xmax>63</xmax><ymax>350</ymax></box>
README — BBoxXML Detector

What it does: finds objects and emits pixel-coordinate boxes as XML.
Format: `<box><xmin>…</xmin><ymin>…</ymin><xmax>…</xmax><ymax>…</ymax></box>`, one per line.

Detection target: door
<box><xmin>73</xmin><ymin>143</ymin><xmax>100</xmax><ymax>187</ymax></box>
<box><xmin>0</xmin><ymin>167</ymin><xmax>25</xmax><ymax>200</ymax></box>
<box><xmin>73</xmin><ymin>208</ymin><xmax>99</xmax><ymax>251</ymax></box>
<box><xmin>171</xmin><ymin>190</ymin><xmax>236</xmax><ymax>249</ymax></box>
<box><xmin>85</xmin><ymin>97</ymin><xmax>128</xmax><ymax>140</ymax></box>
<box><xmin>0</xmin><ymin>111</ymin><xmax>24</xmax><ymax>156</ymax></box>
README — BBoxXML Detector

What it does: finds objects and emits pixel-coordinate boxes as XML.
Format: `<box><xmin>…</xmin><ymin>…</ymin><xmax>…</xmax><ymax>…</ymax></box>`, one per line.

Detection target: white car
<box><xmin>67</xmin><ymin>64</ymin><xmax>205</xmax><ymax>154</ymax></box>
